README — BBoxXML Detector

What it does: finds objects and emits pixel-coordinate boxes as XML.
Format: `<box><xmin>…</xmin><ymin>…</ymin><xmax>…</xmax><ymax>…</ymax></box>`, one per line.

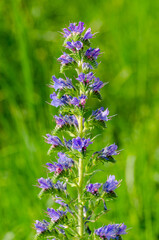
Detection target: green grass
<box><xmin>1</xmin><ymin>0</ymin><xmax>159</xmax><ymax>239</ymax></box>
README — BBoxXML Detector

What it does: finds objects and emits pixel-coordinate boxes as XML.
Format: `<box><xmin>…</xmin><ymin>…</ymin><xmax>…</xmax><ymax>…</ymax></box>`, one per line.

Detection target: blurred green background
<box><xmin>1</xmin><ymin>0</ymin><xmax>159</xmax><ymax>239</ymax></box>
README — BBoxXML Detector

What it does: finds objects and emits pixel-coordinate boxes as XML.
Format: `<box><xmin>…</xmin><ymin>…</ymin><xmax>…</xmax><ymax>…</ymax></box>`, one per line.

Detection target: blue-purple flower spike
<box><xmin>34</xmin><ymin>21</ymin><xmax>128</xmax><ymax>240</ymax></box>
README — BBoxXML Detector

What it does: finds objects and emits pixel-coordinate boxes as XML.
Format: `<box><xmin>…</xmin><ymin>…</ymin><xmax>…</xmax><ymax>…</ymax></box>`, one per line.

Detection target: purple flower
<box><xmin>54</xmin><ymin>180</ymin><xmax>67</xmax><ymax>191</ymax></box>
<box><xmin>83</xmin><ymin>28</ymin><xmax>94</xmax><ymax>40</ymax></box>
<box><xmin>46</xmin><ymin>152</ymin><xmax>73</xmax><ymax>174</ymax></box>
<box><xmin>64</xmin><ymin>138</ymin><xmax>72</xmax><ymax>149</ymax></box>
<box><xmin>116</xmin><ymin>223</ymin><xmax>127</xmax><ymax>235</ymax></box>
<box><xmin>38</xmin><ymin>177</ymin><xmax>53</xmax><ymax>190</ymax></box>
<box><xmin>90</xmin><ymin>77</ymin><xmax>104</xmax><ymax>92</ymax></box>
<box><xmin>55</xmin><ymin>197</ymin><xmax>68</xmax><ymax>207</ymax></box>
<box><xmin>66</xmin><ymin>41</ymin><xmax>76</xmax><ymax>50</ymax></box>
<box><xmin>104</xmin><ymin>144</ymin><xmax>118</xmax><ymax>156</ymax></box>
<box><xmin>58</xmin><ymin>152</ymin><xmax>74</xmax><ymax>169</ymax></box>
<box><xmin>76</xmin><ymin>72</ymin><xmax>94</xmax><ymax>84</ymax></box>
<box><xmin>103</xmin><ymin>175</ymin><xmax>120</xmax><ymax>193</ymax></box>
<box><xmin>75</xmin><ymin>21</ymin><xmax>85</xmax><ymax>34</ymax></box>
<box><xmin>35</xmin><ymin>220</ymin><xmax>49</xmax><ymax>233</ymax></box>
<box><xmin>82</xmin><ymin>62</ymin><xmax>93</xmax><ymax>70</ymax></box>
<box><xmin>54</xmin><ymin>114</ymin><xmax>78</xmax><ymax>128</ymax></box>
<box><xmin>50</xmin><ymin>76</ymin><xmax>73</xmax><ymax>91</ymax></box>
<box><xmin>79</xmin><ymin>94</ymin><xmax>87</xmax><ymax>106</ymax></box>
<box><xmin>50</xmin><ymin>92</ymin><xmax>63</xmax><ymax>107</ymax></box>
<box><xmin>85</xmin><ymin>47</ymin><xmax>100</xmax><ymax>60</ymax></box>
<box><xmin>58</xmin><ymin>52</ymin><xmax>74</xmax><ymax>65</ymax></box>
<box><xmin>93</xmin><ymin>144</ymin><xmax>118</xmax><ymax>161</ymax></box>
<box><xmin>74</xmin><ymin>41</ymin><xmax>83</xmax><ymax>50</ymax></box>
<box><xmin>65</xmin><ymin>115</ymin><xmax>78</xmax><ymax>127</ymax></box>
<box><xmin>72</xmin><ymin>137</ymin><xmax>93</xmax><ymax>152</ymax></box>
<box><xmin>92</xmin><ymin>107</ymin><xmax>109</xmax><ymax>121</ymax></box>
<box><xmin>86</xmin><ymin>183</ymin><xmax>101</xmax><ymax>194</ymax></box>
<box><xmin>70</xmin><ymin>97</ymin><xmax>80</xmax><ymax>106</ymax></box>
<box><xmin>50</xmin><ymin>94</ymin><xmax>73</xmax><ymax>107</ymax></box>
<box><xmin>61</xmin><ymin>95</ymin><xmax>73</xmax><ymax>105</ymax></box>
<box><xmin>47</xmin><ymin>208</ymin><xmax>66</xmax><ymax>222</ymax></box>
<box><xmin>95</xmin><ymin>224</ymin><xmax>127</xmax><ymax>239</ymax></box>
<box><xmin>54</xmin><ymin>115</ymin><xmax>66</xmax><ymax>127</ymax></box>
<box><xmin>62</xmin><ymin>22</ymin><xmax>85</xmax><ymax>38</ymax></box>
<box><xmin>66</xmin><ymin>40</ymin><xmax>83</xmax><ymax>51</ymax></box>
<box><xmin>44</xmin><ymin>134</ymin><xmax>63</xmax><ymax>148</ymax></box>
<box><xmin>46</xmin><ymin>162</ymin><xmax>64</xmax><ymax>174</ymax></box>
<box><xmin>69</xmin><ymin>95</ymin><xmax>87</xmax><ymax>107</ymax></box>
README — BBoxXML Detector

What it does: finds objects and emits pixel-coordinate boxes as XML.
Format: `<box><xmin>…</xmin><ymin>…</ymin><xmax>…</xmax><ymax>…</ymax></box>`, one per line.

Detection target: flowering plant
<box><xmin>34</xmin><ymin>21</ymin><xmax>127</xmax><ymax>240</ymax></box>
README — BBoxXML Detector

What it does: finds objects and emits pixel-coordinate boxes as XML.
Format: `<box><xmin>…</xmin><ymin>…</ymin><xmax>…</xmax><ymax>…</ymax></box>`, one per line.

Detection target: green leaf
<box><xmin>83</xmin><ymin>39</ymin><xmax>91</xmax><ymax>48</ymax></box>
<box><xmin>60</xmin><ymin>62</ymin><xmax>77</xmax><ymax>73</ymax></box>
<box><xmin>93</xmin><ymin>119</ymin><xmax>107</xmax><ymax>129</ymax></box>
<box><xmin>70</xmin><ymin>52</ymin><xmax>81</xmax><ymax>62</ymax></box>
<box><xmin>83</xmin><ymin>56</ymin><xmax>98</xmax><ymax>69</ymax></box>
<box><xmin>91</xmin><ymin>90</ymin><xmax>102</xmax><ymax>100</ymax></box>
<box><xmin>98</xmin><ymin>156</ymin><xmax>116</xmax><ymax>163</ymax></box>
<box><xmin>34</xmin><ymin>230</ymin><xmax>57</xmax><ymax>240</ymax></box>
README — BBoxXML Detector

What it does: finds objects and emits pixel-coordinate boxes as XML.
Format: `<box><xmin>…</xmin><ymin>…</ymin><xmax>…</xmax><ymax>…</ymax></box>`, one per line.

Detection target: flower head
<box><xmin>58</xmin><ymin>52</ymin><xmax>74</xmax><ymax>65</ymax></box>
<box><xmin>64</xmin><ymin>138</ymin><xmax>72</xmax><ymax>149</ymax></box>
<box><xmin>90</xmin><ymin>77</ymin><xmax>104</xmax><ymax>92</ymax></box>
<box><xmin>82</xmin><ymin>62</ymin><xmax>93</xmax><ymax>70</ymax></box>
<box><xmin>79</xmin><ymin>94</ymin><xmax>87</xmax><ymax>106</ymax></box>
<box><xmin>70</xmin><ymin>97</ymin><xmax>80</xmax><ymax>106</ymax></box>
<box><xmin>62</xmin><ymin>21</ymin><xmax>85</xmax><ymax>38</ymax></box>
<box><xmin>103</xmin><ymin>144</ymin><xmax>118</xmax><ymax>156</ymax></box>
<box><xmin>47</xmin><ymin>208</ymin><xmax>66</xmax><ymax>222</ymax></box>
<box><xmin>54</xmin><ymin>180</ymin><xmax>67</xmax><ymax>191</ymax></box>
<box><xmin>54</xmin><ymin>114</ymin><xmax>66</xmax><ymax>127</ymax></box>
<box><xmin>72</xmin><ymin>137</ymin><xmax>93</xmax><ymax>152</ymax></box>
<box><xmin>44</xmin><ymin>134</ymin><xmax>63</xmax><ymax>148</ymax></box>
<box><xmin>66</xmin><ymin>40</ymin><xmax>83</xmax><ymax>51</ymax></box>
<box><xmin>94</xmin><ymin>143</ymin><xmax>118</xmax><ymax>160</ymax></box>
<box><xmin>50</xmin><ymin>93</ymin><xmax>72</xmax><ymax>107</ymax></box>
<box><xmin>70</xmin><ymin>95</ymin><xmax>87</xmax><ymax>107</ymax></box>
<box><xmin>95</xmin><ymin>223</ymin><xmax>127</xmax><ymax>239</ymax></box>
<box><xmin>50</xmin><ymin>92</ymin><xmax>63</xmax><ymax>107</ymax></box>
<box><xmin>76</xmin><ymin>72</ymin><xmax>94</xmax><ymax>84</ymax></box>
<box><xmin>58</xmin><ymin>152</ymin><xmax>74</xmax><ymax>169</ymax></box>
<box><xmin>54</xmin><ymin>114</ymin><xmax>78</xmax><ymax>128</ymax></box>
<box><xmin>65</xmin><ymin>115</ymin><xmax>78</xmax><ymax>127</ymax></box>
<box><xmin>85</xmin><ymin>47</ymin><xmax>100</xmax><ymax>60</ymax></box>
<box><xmin>35</xmin><ymin>220</ymin><xmax>49</xmax><ymax>233</ymax></box>
<box><xmin>103</xmin><ymin>175</ymin><xmax>120</xmax><ymax>193</ymax></box>
<box><xmin>46</xmin><ymin>162</ymin><xmax>64</xmax><ymax>174</ymax></box>
<box><xmin>50</xmin><ymin>76</ymin><xmax>73</xmax><ymax>91</ymax></box>
<box><xmin>92</xmin><ymin>107</ymin><xmax>109</xmax><ymax>121</ymax></box>
<box><xmin>83</xmin><ymin>28</ymin><xmax>94</xmax><ymax>40</ymax></box>
<box><xmin>55</xmin><ymin>197</ymin><xmax>68</xmax><ymax>207</ymax></box>
<box><xmin>38</xmin><ymin>177</ymin><xmax>53</xmax><ymax>190</ymax></box>
<box><xmin>86</xmin><ymin>183</ymin><xmax>101</xmax><ymax>195</ymax></box>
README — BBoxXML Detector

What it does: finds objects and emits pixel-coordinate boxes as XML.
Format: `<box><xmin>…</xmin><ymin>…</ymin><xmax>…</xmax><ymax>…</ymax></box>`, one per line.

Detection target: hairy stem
<box><xmin>78</xmin><ymin>115</ymin><xmax>84</xmax><ymax>238</ymax></box>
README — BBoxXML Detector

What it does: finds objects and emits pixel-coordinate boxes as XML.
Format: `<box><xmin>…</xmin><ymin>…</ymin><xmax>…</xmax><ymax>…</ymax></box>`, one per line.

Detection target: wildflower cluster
<box><xmin>34</xmin><ymin>21</ymin><xmax>127</xmax><ymax>240</ymax></box>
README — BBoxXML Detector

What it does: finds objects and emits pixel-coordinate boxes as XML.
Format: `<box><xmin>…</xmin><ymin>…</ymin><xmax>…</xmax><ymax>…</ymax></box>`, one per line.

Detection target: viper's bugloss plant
<box><xmin>34</xmin><ymin>21</ymin><xmax>128</xmax><ymax>240</ymax></box>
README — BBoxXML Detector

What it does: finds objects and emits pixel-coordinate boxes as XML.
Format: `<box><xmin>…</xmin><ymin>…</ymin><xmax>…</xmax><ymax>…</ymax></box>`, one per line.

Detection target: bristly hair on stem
<box><xmin>33</xmin><ymin>21</ymin><xmax>128</xmax><ymax>240</ymax></box>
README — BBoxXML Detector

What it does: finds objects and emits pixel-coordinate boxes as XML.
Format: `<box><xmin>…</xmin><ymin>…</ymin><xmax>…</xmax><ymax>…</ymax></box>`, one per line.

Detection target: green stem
<box><xmin>78</xmin><ymin>115</ymin><xmax>84</xmax><ymax>238</ymax></box>
<box><xmin>76</xmin><ymin>60</ymin><xmax>83</xmax><ymax>75</ymax></box>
